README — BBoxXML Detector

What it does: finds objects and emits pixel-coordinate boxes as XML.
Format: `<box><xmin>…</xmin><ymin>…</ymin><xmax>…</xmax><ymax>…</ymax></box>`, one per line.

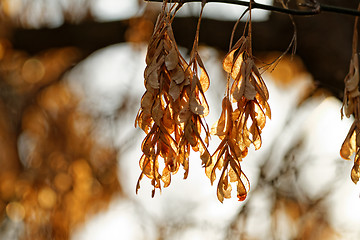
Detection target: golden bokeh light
<box><xmin>21</xmin><ymin>58</ymin><xmax>45</xmax><ymax>84</ymax></box>
<box><xmin>38</xmin><ymin>83</ymin><xmax>72</xmax><ymax>116</ymax></box>
<box><xmin>261</xmin><ymin>53</ymin><xmax>308</xmax><ymax>85</ymax></box>
<box><xmin>0</xmin><ymin>172</ymin><xmax>17</xmax><ymax>201</ymax></box>
<box><xmin>2</xmin><ymin>0</ymin><xmax>22</xmax><ymax>18</ymax></box>
<box><xmin>37</xmin><ymin>187</ymin><xmax>57</xmax><ymax>209</ymax></box>
<box><xmin>54</xmin><ymin>172</ymin><xmax>72</xmax><ymax>193</ymax></box>
<box><xmin>6</xmin><ymin>201</ymin><xmax>25</xmax><ymax>222</ymax></box>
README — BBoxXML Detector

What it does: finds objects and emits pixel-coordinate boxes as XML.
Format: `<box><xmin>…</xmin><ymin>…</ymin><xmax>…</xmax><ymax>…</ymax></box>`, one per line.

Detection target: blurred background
<box><xmin>0</xmin><ymin>0</ymin><xmax>359</xmax><ymax>239</ymax></box>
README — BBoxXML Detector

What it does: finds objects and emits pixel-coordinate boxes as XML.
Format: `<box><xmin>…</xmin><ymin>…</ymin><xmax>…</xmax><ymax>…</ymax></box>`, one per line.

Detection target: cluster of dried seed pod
<box><xmin>207</xmin><ymin>35</ymin><xmax>271</xmax><ymax>202</ymax></box>
<box><xmin>340</xmin><ymin>11</ymin><xmax>360</xmax><ymax>184</ymax></box>
<box><xmin>135</xmin><ymin>2</ymin><xmax>211</xmax><ymax>197</ymax></box>
<box><xmin>135</xmin><ymin>0</ymin><xmax>360</xmax><ymax>202</ymax></box>
<box><xmin>136</xmin><ymin>1</ymin><xmax>271</xmax><ymax>202</ymax></box>
<box><xmin>340</xmin><ymin>52</ymin><xmax>360</xmax><ymax>183</ymax></box>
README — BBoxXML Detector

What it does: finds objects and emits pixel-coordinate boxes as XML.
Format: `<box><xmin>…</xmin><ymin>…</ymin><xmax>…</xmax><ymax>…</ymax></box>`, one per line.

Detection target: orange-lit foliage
<box><xmin>0</xmin><ymin>41</ymin><xmax>120</xmax><ymax>239</ymax></box>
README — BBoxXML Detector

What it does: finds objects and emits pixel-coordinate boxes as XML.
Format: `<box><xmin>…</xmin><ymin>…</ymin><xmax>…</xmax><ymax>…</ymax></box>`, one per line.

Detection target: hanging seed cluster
<box><xmin>340</xmin><ymin>10</ymin><xmax>360</xmax><ymax>184</ymax></box>
<box><xmin>135</xmin><ymin>3</ymin><xmax>211</xmax><ymax>197</ymax></box>
<box><xmin>207</xmin><ymin>35</ymin><xmax>271</xmax><ymax>202</ymax></box>
<box><xmin>135</xmin><ymin>1</ymin><xmax>271</xmax><ymax>202</ymax></box>
<box><xmin>134</xmin><ymin>0</ymin><xmax>360</xmax><ymax>202</ymax></box>
<box><xmin>341</xmin><ymin>53</ymin><xmax>360</xmax><ymax>183</ymax></box>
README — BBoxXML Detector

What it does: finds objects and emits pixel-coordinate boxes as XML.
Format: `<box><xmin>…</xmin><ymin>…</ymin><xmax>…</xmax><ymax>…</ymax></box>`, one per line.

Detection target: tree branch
<box><xmin>146</xmin><ymin>0</ymin><xmax>360</xmax><ymax>17</ymax></box>
<box><xmin>11</xmin><ymin>0</ymin><xmax>359</xmax><ymax>100</ymax></box>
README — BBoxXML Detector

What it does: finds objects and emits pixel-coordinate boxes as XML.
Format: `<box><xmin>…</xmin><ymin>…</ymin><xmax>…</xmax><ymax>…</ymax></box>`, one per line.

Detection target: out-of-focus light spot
<box><xmin>0</xmin><ymin>39</ymin><xmax>10</xmax><ymax>60</ymax></box>
<box><xmin>38</xmin><ymin>83</ymin><xmax>72</xmax><ymax>116</ymax></box>
<box><xmin>22</xmin><ymin>106</ymin><xmax>49</xmax><ymax>139</ymax></box>
<box><xmin>72</xmin><ymin>159</ymin><xmax>91</xmax><ymax>179</ymax></box>
<box><xmin>49</xmin><ymin>152</ymin><xmax>68</xmax><ymax>172</ymax></box>
<box><xmin>92</xmin><ymin>0</ymin><xmax>139</xmax><ymax>21</ymax></box>
<box><xmin>2</xmin><ymin>0</ymin><xmax>22</xmax><ymax>17</ymax></box>
<box><xmin>264</xmin><ymin>54</ymin><xmax>307</xmax><ymax>86</ymax></box>
<box><xmin>22</xmin><ymin>58</ymin><xmax>45</xmax><ymax>84</ymax></box>
<box><xmin>0</xmin><ymin>172</ymin><xmax>16</xmax><ymax>201</ymax></box>
<box><xmin>54</xmin><ymin>172</ymin><xmax>73</xmax><ymax>193</ymax></box>
<box><xmin>38</xmin><ymin>187</ymin><xmax>57</xmax><ymax>209</ymax></box>
<box><xmin>69</xmin><ymin>113</ymin><xmax>92</xmax><ymax>138</ymax></box>
<box><xmin>71</xmin><ymin>159</ymin><xmax>92</xmax><ymax>192</ymax></box>
<box><xmin>15</xmin><ymin>179</ymin><xmax>31</xmax><ymax>199</ymax></box>
<box><xmin>6</xmin><ymin>201</ymin><xmax>25</xmax><ymax>222</ymax></box>
<box><xmin>125</xmin><ymin>17</ymin><xmax>154</xmax><ymax>44</ymax></box>
<box><xmin>177</xmin><ymin>1</ymin><xmax>272</xmax><ymax>21</ymax></box>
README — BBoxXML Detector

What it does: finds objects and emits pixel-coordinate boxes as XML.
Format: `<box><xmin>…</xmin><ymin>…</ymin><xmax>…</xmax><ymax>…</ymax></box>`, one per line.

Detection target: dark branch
<box><xmin>11</xmin><ymin>0</ymin><xmax>359</xmax><ymax>100</ymax></box>
<box><xmin>146</xmin><ymin>0</ymin><xmax>360</xmax><ymax>16</ymax></box>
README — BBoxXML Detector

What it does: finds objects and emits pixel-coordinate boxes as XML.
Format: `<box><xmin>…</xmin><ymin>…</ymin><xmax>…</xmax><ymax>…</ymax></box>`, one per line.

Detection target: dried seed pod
<box><xmin>135</xmin><ymin>1</ymin><xmax>212</xmax><ymax>196</ymax></box>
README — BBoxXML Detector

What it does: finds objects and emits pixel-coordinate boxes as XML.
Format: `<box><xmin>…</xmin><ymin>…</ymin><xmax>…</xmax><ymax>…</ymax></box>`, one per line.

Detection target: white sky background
<box><xmin>67</xmin><ymin>0</ymin><xmax>360</xmax><ymax>239</ymax></box>
<box><xmin>91</xmin><ymin>0</ymin><xmax>272</xmax><ymax>21</ymax></box>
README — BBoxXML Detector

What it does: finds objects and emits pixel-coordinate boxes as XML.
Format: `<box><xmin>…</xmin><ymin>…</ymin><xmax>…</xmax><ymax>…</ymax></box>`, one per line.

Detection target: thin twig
<box><xmin>146</xmin><ymin>0</ymin><xmax>360</xmax><ymax>17</ymax></box>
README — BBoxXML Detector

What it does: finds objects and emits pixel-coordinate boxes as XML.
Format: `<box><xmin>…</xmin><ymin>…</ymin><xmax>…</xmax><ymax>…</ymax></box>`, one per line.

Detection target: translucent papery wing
<box><xmin>141</xmin><ymin>128</ymin><xmax>158</xmax><ymax>156</ymax></box>
<box><xmin>209</xmin><ymin>143</ymin><xmax>226</xmax><ymax>184</ymax></box>
<box><xmin>229</xmin><ymin>158</ymin><xmax>250</xmax><ymax>201</ymax></box>
<box><xmin>139</xmin><ymin>154</ymin><xmax>160</xmax><ymax>181</ymax></box>
<box><xmin>216</xmin><ymin>157</ymin><xmax>230</xmax><ymax>203</ymax></box>
<box><xmin>189</xmin><ymin>80</ymin><xmax>210</xmax><ymax>117</ymax></box>
<box><xmin>211</xmin><ymin>97</ymin><xmax>232</xmax><ymax>136</ymax></box>
<box><xmin>231</xmin><ymin>61</ymin><xmax>246</xmax><ymax>101</ymax></box>
<box><xmin>159</xmin><ymin>127</ymin><xmax>178</xmax><ymax>155</ymax></box>
<box><xmin>223</xmin><ymin>49</ymin><xmax>236</xmax><ymax>74</ymax></box>
<box><xmin>179</xmin><ymin>144</ymin><xmax>190</xmax><ymax>179</ymax></box>
<box><xmin>223</xmin><ymin>36</ymin><xmax>246</xmax><ymax>73</ymax></box>
<box><xmin>249</xmin><ymin>121</ymin><xmax>262</xmax><ymax>150</ymax></box>
<box><xmin>195</xmin><ymin>53</ymin><xmax>210</xmax><ymax>92</ymax></box>
<box><xmin>152</xmin><ymin>97</ymin><xmax>164</xmax><ymax>126</ymax></box>
<box><xmin>255</xmin><ymin>94</ymin><xmax>271</xmax><ymax>119</ymax></box>
<box><xmin>217</xmin><ymin>171</ymin><xmax>232</xmax><ymax>203</ymax></box>
<box><xmin>161</xmin><ymin>167</ymin><xmax>171</xmax><ymax>187</ymax></box>
<box><xmin>351</xmin><ymin>152</ymin><xmax>360</xmax><ymax>183</ymax></box>
<box><xmin>340</xmin><ymin>122</ymin><xmax>357</xmax><ymax>160</ymax></box>
<box><xmin>162</xmin><ymin>106</ymin><xmax>175</xmax><ymax>133</ymax></box>
<box><xmin>251</xmin><ymin>73</ymin><xmax>269</xmax><ymax>101</ymax></box>
<box><xmin>230</xmin><ymin>54</ymin><xmax>244</xmax><ymax>82</ymax></box>
<box><xmin>139</xmin><ymin>154</ymin><xmax>153</xmax><ymax>178</ymax></box>
<box><xmin>140</xmin><ymin>91</ymin><xmax>155</xmax><ymax>114</ymax></box>
<box><xmin>135</xmin><ymin>111</ymin><xmax>153</xmax><ymax>133</ymax></box>
<box><xmin>253</xmin><ymin>100</ymin><xmax>267</xmax><ymax>130</ymax></box>
<box><xmin>189</xmin><ymin>92</ymin><xmax>205</xmax><ymax>116</ymax></box>
<box><xmin>345</xmin><ymin>54</ymin><xmax>360</xmax><ymax>93</ymax></box>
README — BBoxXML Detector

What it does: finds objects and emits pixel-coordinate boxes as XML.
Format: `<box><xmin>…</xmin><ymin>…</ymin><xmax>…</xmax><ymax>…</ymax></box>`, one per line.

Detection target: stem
<box><xmin>248</xmin><ymin>0</ymin><xmax>252</xmax><ymax>56</ymax></box>
<box><xmin>146</xmin><ymin>0</ymin><xmax>360</xmax><ymax>17</ymax></box>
